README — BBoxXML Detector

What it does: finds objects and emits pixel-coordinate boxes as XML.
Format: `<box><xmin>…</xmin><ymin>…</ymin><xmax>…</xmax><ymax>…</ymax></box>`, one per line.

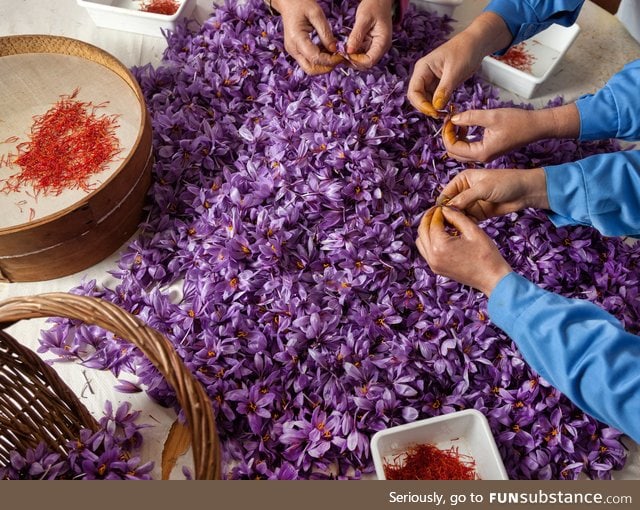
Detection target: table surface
<box><xmin>1</xmin><ymin>0</ymin><xmax>639</xmax><ymax>480</ymax></box>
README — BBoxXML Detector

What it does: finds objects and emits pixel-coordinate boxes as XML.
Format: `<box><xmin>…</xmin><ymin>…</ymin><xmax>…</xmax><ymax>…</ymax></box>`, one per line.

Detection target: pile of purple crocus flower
<box><xmin>27</xmin><ymin>0</ymin><xmax>640</xmax><ymax>479</ymax></box>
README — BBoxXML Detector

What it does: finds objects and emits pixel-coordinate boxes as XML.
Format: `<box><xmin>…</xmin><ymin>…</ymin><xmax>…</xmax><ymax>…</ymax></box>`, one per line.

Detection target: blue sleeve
<box><xmin>576</xmin><ymin>59</ymin><xmax>640</xmax><ymax>141</ymax></box>
<box><xmin>544</xmin><ymin>150</ymin><xmax>640</xmax><ymax>237</ymax></box>
<box><xmin>488</xmin><ymin>272</ymin><xmax>640</xmax><ymax>443</ymax></box>
<box><xmin>485</xmin><ymin>0</ymin><xmax>584</xmax><ymax>49</ymax></box>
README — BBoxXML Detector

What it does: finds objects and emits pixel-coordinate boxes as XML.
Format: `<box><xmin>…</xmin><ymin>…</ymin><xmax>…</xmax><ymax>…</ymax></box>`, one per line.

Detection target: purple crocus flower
<box><xmin>226</xmin><ymin>384</ymin><xmax>276</xmax><ymax>435</ymax></box>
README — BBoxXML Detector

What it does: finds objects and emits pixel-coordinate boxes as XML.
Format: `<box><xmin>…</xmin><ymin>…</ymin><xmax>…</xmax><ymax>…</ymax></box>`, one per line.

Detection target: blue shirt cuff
<box><xmin>484</xmin><ymin>0</ymin><xmax>583</xmax><ymax>51</ymax></box>
<box><xmin>576</xmin><ymin>59</ymin><xmax>640</xmax><ymax>141</ymax></box>
<box><xmin>544</xmin><ymin>162</ymin><xmax>589</xmax><ymax>228</ymax></box>
<box><xmin>576</xmin><ymin>91</ymin><xmax>617</xmax><ymax>141</ymax></box>
<box><xmin>544</xmin><ymin>152</ymin><xmax>640</xmax><ymax>237</ymax></box>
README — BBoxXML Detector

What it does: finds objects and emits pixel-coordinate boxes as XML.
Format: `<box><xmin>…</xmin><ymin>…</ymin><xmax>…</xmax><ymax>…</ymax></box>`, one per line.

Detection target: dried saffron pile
<box><xmin>140</xmin><ymin>0</ymin><xmax>180</xmax><ymax>15</ymax></box>
<box><xmin>3</xmin><ymin>89</ymin><xmax>120</xmax><ymax>196</ymax></box>
<box><xmin>383</xmin><ymin>443</ymin><xmax>478</xmax><ymax>480</ymax></box>
<box><xmin>496</xmin><ymin>42</ymin><xmax>536</xmax><ymax>72</ymax></box>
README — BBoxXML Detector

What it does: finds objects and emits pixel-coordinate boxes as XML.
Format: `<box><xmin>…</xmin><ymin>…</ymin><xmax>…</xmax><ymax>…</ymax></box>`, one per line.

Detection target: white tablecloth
<box><xmin>1</xmin><ymin>0</ymin><xmax>639</xmax><ymax>480</ymax></box>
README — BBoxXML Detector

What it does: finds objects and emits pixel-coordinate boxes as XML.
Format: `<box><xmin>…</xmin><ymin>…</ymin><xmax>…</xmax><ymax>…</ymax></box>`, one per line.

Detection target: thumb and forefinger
<box><xmin>443</xmin><ymin>109</ymin><xmax>494</xmax><ymax>162</ymax></box>
<box><xmin>439</xmin><ymin>206</ymin><xmax>480</xmax><ymax>237</ymax></box>
<box><xmin>408</xmin><ymin>64</ymin><xmax>455</xmax><ymax>118</ymax></box>
<box><xmin>419</xmin><ymin>205</ymin><xmax>465</xmax><ymax>241</ymax></box>
<box><xmin>346</xmin><ymin>17</ymin><xmax>390</xmax><ymax>69</ymax></box>
<box><xmin>414</xmin><ymin>85</ymin><xmax>452</xmax><ymax>119</ymax></box>
<box><xmin>426</xmin><ymin>205</ymin><xmax>478</xmax><ymax>239</ymax></box>
<box><xmin>448</xmin><ymin>109</ymin><xmax>488</xmax><ymax>129</ymax></box>
<box><xmin>309</xmin><ymin>11</ymin><xmax>337</xmax><ymax>54</ymax></box>
<box><xmin>437</xmin><ymin>177</ymin><xmax>491</xmax><ymax>218</ymax></box>
<box><xmin>346</xmin><ymin>16</ymin><xmax>368</xmax><ymax>55</ymax></box>
<box><xmin>417</xmin><ymin>205</ymin><xmax>476</xmax><ymax>256</ymax></box>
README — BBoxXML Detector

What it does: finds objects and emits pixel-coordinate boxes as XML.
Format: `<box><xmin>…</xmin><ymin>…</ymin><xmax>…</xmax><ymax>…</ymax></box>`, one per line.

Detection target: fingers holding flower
<box><xmin>346</xmin><ymin>0</ymin><xmax>394</xmax><ymax>70</ymax></box>
<box><xmin>407</xmin><ymin>12</ymin><xmax>513</xmax><ymax>118</ymax></box>
<box><xmin>436</xmin><ymin>168</ymin><xmax>550</xmax><ymax>222</ymax></box>
<box><xmin>416</xmin><ymin>205</ymin><xmax>512</xmax><ymax>297</ymax></box>
<box><xmin>274</xmin><ymin>0</ymin><xmax>344</xmax><ymax>75</ymax></box>
<box><xmin>407</xmin><ymin>31</ymin><xmax>487</xmax><ymax>118</ymax></box>
<box><xmin>407</xmin><ymin>54</ymin><xmax>450</xmax><ymax>118</ymax></box>
<box><xmin>442</xmin><ymin>108</ymin><xmax>546</xmax><ymax>163</ymax></box>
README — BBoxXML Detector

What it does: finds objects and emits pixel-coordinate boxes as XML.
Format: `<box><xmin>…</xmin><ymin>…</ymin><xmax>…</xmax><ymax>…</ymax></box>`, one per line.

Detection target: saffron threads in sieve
<box><xmin>139</xmin><ymin>0</ymin><xmax>180</xmax><ymax>15</ymax></box>
<box><xmin>383</xmin><ymin>443</ymin><xmax>478</xmax><ymax>480</ymax></box>
<box><xmin>495</xmin><ymin>42</ymin><xmax>536</xmax><ymax>73</ymax></box>
<box><xmin>0</xmin><ymin>88</ymin><xmax>120</xmax><ymax>196</ymax></box>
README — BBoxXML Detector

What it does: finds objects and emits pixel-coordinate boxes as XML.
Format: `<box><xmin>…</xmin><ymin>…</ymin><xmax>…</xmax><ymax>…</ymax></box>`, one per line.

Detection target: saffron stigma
<box><xmin>1</xmin><ymin>88</ymin><xmax>120</xmax><ymax>196</ymax></box>
<box><xmin>383</xmin><ymin>443</ymin><xmax>477</xmax><ymax>480</ymax></box>
<box><xmin>139</xmin><ymin>0</ymin><xmax>179</xmax><ymax>15</ymax></box>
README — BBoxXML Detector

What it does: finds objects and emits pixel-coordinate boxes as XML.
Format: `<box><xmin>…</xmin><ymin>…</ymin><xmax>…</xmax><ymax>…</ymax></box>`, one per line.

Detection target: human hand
<box><xmin>442</xmin><ymin>104</ymin><xmax>581</xmax><ymax>162</ymax></box>
<box><xmin>407</xmin><ymin>34</ymin><xmax>481</xmax><ymax>118</ymax></box>
<box><xmin>345</xmin><ymin>0</ymin><xmax>394</xmax><ymax>70</ymax></box>
<box><xmin>416</xmin><ymin>206</ymin><xmax>512</xmax><ymax>296</ymax></box>
<box><xmin>437</xmin><ymin>168</ymin><xmax>549</xmax><ymax>222</ymax></box>
<box><xmin>443</xmin><ymin>108</ymin><xmax>541</xmax><ymax>162</ymax></box>
<box><xmin>407</xmin><ymin>12</ymin><xmax>512</xmax><ymax>118</ymax></box>
<box><xmin>272</xmin><ymin>0</ymin><xmax>345</xmax><ymax>75</ymax></box>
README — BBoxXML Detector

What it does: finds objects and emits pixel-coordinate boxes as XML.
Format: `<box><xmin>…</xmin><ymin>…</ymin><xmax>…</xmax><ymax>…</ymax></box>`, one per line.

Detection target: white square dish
<box><xmin>77</xmin><ymin>0</ymin><xmax>196</xmax><ymax>37</ymax></box>
<box><xmin>370</xmin><ymin>409</ymin><xmax>508</xmax><ymax>480</ymax></box>
<box><xmin>480</xmin><ymin>23</ymin><xmax>581</xmax><ymax>98</ymax></box>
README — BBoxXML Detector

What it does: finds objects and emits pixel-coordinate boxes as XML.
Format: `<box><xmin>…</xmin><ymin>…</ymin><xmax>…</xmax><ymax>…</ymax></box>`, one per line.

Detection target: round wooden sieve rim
<box><xmin>0</xmin><ymin>34</ymin><xmax>149</xmax><ymax>235</ymax></box>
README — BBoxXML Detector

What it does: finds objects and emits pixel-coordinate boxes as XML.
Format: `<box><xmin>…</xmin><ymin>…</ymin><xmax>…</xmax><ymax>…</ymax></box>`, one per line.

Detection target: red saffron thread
<box><xmin>139</xmin><ymin>0</ymin><xmax>180</xmax><ymax>15</ymax></box>
<box><xmin>0</xmin><ymin>88</ymin><xmax>121</xmax><ymax>196</ymax></box>
<box><xmin>496</xmin><ymin>42</ymin><xmax>536</xmax><ymax>73</ymax></box>
<box><xmin>383</xmin><ymin>443</ymin><xmax>478</xmax><ymax>480</ymax></box>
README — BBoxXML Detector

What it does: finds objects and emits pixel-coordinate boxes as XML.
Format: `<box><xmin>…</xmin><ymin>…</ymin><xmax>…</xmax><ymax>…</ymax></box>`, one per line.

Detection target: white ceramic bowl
<box><xmin>371</xmin><ymin>409</ymin><xmax>508</xmax><ymax>480</ymax></box>
<box><xmin>480</xmin><ymin>23</ymin><xmax>581</xmax><ymax>98</ymax></box>
<box><xmin>412</xmin><ymin>0</ymin><xmax>464</xmax><ymax>18</ymax></box>
<box><xmin>77</xmin><ymin>0</ymin><xmax>196</xmax><ymax>37</ymax></box>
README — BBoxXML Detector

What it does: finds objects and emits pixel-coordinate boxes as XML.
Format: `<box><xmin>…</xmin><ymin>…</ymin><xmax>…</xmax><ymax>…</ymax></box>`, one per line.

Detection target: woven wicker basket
<box><xmin>0</xmin><ymin>292</ymin><xmax>221</xmax><ymax>480</ymax></box>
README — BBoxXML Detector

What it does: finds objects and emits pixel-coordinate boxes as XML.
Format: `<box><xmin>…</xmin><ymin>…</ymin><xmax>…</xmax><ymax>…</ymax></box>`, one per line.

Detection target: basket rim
<box><xmin>0</xmin><ymin>292</ymin><xmax>221</xmax><ymax>480</ymax></box>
